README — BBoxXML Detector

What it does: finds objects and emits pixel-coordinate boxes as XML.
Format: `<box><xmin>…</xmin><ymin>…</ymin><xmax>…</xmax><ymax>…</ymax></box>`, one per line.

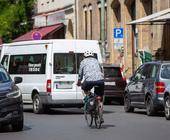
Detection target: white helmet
<box><xmin>84</xmin><ymin>50</ymin><xmax>94</xmax><ymax>57</ymax></box>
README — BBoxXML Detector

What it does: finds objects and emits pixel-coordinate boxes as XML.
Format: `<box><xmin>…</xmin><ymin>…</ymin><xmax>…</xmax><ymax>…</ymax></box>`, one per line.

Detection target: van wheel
<box><xmin>33</xmin><ymin>94</ymin><xmax>44</xmax><ymax>114</ymax></box>
<box><xmin>164</xmin><ymin>96</ymin><xmax>170</xmax><ymax>120</ymax></box>
<box><xmin>146</xmin><ymin>96</ymin><xmax>155</xmax><ymax>116</ymax></box>
<box><xmin>124</xmin><ymin>95</ymin><xmax>134</xmax><ymax>112</ymax></box>
<box><xmin>12</xmin><ymin>116</ymin><xmax>24</xmax><ymax>131</ymax></box>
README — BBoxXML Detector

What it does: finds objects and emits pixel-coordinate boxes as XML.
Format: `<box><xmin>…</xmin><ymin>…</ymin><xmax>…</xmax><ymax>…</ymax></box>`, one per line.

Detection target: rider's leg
<box><xmin>94</xmin><ymin>80</ymin><xmax>105</xmax><ymax>123</ymax></box>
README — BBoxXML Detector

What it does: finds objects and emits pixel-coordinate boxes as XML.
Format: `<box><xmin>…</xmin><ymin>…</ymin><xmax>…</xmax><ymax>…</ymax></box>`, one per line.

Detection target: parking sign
<box><xmin>114</xmin><ymin>28</ymin><xmax>123</xmax><ymax>38</ymax></box>
<box><xmin>113</xmin><ymin>28</ymin><xmax>124</xmax><ymax>49</ymax></box>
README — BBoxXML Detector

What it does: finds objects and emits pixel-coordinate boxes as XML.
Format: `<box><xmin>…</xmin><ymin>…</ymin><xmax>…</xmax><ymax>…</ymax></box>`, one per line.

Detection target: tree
<box><xmin>0</xmin><ymin>0</ymin><xmax>35</xmax><ymax>43</ymax></box>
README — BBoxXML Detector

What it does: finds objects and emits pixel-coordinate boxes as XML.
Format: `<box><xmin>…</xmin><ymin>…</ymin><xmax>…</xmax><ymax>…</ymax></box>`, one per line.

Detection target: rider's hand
<box><xmin>77</xmin><ymin>80</ymin><xmax>81</xmax><ymax>86</ymax></box>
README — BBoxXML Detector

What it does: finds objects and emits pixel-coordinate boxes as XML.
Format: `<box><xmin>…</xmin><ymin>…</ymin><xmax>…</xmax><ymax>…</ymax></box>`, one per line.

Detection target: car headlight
<box><xmin>6</xmin><ymin>90</ymin><xmax>21</xmax><ymax>98</ymax></box>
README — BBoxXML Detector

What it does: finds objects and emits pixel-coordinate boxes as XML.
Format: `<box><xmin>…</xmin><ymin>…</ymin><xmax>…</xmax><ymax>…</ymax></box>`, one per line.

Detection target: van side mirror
<box><xmin>14</xmin><ymin>77</ymin><xmax>22</xmax><ymax>84</ymax></box>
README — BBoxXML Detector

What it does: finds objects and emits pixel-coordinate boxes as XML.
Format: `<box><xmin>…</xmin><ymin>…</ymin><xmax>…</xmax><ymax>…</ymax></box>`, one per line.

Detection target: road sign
<box><xmin>32</xmin><ymin>31</ymin><xmax>42</xmax><ymax>40</ymax></box>
<box><xmin>113</xmin><ymin>28</ymin><xmax>124</xmax><ymax>49</ymax></box>
<box><xmin>114</xmin><ymin>28</ymin><xmax>123</xmax><ymax>38</ymax></box>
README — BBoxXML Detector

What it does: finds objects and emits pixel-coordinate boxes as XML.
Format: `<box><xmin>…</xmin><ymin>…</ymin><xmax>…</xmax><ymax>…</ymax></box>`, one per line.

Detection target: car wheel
<box><xmin>124</xmin><ymin>95</ymin><xmax>134</xmax><ymax>112</ymax></box>
<box><xmin>12</xmin><ymin>116</ymin><xmax>24</xmax><ymax>131</ymax></box>
<box><xmin>33</xmin><ymin>94</ymin><xmax>44</xmax><ymax>114</ymax></box>
<box><xmin>164</xmin><ymin>96</ymin><xmax>170</xmax><ymax>120</ymax></box>
<box><xmin>146</xmin><ymin>96</ymin><xmax>155</xmax><ymax>116</ymax></box>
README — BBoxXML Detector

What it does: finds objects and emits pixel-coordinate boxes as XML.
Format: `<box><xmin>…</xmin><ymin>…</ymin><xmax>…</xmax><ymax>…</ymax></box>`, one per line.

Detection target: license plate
<box><xmin>105</xmin><ymin>82</ymin><xmax>116</xmax><ymax>86</ymax></box>
<box><xmin>55</xmin><ymin>81</ymin><xmax>73</xmax><ymax>89</ymax></box>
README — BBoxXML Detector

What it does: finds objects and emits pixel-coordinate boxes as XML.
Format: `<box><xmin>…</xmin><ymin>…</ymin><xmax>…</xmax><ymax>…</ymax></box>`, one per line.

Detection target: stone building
<box><xmin>78</xmin><ymin>0</ymin><xmax>170</xmax><ymax>77</ymax></box>
<box><xmin>109</xmin><ymin>0</ymin><xmax>170</xmax><ymax>76</ymax></box>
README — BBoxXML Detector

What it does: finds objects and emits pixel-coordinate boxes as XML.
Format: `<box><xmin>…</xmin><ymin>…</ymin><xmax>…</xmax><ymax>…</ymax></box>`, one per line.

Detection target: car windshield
<box><xmin>104</xmin><ymin>67</ymin><xmax>122</xmax><ymax>78</ymax></box>
<box><xmin>161</xmin><ymin>64</ymin><xmax>170</xmax><ymax>79</ymax></box>
<box><xmin>0</xmin><ymin>67</ymin><xmax>10</xmax><ymax>83</ymax></box>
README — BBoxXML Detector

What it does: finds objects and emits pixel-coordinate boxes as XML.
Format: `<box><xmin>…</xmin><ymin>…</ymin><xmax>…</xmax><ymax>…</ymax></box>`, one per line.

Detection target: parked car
<box><xmin>124</xmin><ymin>61</ymin><xmax>170</xmax><ymax>116</ymax></box>
<box><xmin>162</xmin><ymin>64</ymin><xmax>170</xmax><ymax>120</ymax></box>
<box><xmin>103</xmin><ymin>64</ymin><xmax>126</xmax><ymax>104</ymax></box>
<box><xmin>0</xmin><ymin>65</ymin><xmax>23</xmax><ymax>131</ymax></box>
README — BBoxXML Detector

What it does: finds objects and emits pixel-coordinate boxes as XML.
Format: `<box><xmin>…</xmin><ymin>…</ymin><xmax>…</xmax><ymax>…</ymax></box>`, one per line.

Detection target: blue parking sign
<box><xmin>114</xmin><ymin>28</ymin><xmax>124</xmax><ymax>38</ymax></box>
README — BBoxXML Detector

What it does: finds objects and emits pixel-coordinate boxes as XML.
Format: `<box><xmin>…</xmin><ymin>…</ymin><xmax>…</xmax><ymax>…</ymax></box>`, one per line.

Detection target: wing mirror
<box><xmin>14</xmin><ymin>77</ymin><xmax>23</xmax><ymax>84</ymax></box>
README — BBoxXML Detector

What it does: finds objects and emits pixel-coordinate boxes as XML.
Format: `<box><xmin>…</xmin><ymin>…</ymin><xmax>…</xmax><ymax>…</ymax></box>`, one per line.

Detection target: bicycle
<box><xmin>83</xmin><ymin>91</ymin><xmax>104</xmax><ymax>129</ymax></box>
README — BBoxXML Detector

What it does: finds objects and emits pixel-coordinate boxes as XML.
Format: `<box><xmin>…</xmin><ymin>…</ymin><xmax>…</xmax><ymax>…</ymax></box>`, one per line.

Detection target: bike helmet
<box><xmin>84</xmin><ymin>50</ymin><xmax>94</xmax><ymax>58</ymax></box>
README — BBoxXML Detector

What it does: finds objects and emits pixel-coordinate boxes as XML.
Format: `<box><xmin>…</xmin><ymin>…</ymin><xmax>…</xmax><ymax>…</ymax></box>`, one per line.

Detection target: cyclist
<box><xmin>77</xmin><ymin>50</ymin><xmax>105</xmax><ymax>122</ymax></box>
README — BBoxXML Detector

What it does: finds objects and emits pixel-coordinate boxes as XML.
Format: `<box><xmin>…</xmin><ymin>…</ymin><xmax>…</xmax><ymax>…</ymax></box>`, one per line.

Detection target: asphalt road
<box><xmin>0</xmin><ymin>105</ymin><xmax>170</xmax><ymax>140</ymax></box>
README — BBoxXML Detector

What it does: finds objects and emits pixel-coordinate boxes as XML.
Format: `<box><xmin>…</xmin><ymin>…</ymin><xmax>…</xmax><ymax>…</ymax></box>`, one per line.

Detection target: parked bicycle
<box><xmin>83</xmin><ymin>91</ymin><xmax>104</xmax><ymax>129</ymax></box>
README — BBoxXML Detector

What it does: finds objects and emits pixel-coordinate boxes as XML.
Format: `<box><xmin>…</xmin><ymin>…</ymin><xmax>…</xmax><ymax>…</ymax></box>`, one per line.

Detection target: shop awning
<box><xmin>13</xmin><ymin>23</ymin><xmax>64</xmax><ymax>42</ymax></box>
<box><xmin>128</xmin><ymin>8</ymin><xmax>170</xmax><ymax>25</ymax></box>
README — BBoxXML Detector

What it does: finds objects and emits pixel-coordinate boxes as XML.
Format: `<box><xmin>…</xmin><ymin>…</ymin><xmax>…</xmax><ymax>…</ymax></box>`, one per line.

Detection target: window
<box><xmin>133</xmin><ymin>65</ymin><xmax>145</xmax><ymax>80</ymax></box>
<box><xmin>105</xmin><ymin>3</ymin><xmax>107</xmax><ymax>40</ymax></box>
<box><xmin>148</xmin><ymin>65</ymin><xmax>158</xmax><ymax>78</ymax></box>
<box><xmin>54</xmin><ymin>53</ymin><xmax>76</xmax><ymax>74</ymax></box>
<box><xmin>9</xmin><ymin>54</ymin><xmax>46</xmax><ymax>74</ymax></box>
<box><xmin>53</xmin><ymin>53</ymin><xmax>98</xmax><ymax>74</ymax></box>
<box><xmin>1</xmin><ymin>55</ymin><xmax>9</xmax><ymax>70</ymax></box>
<box><xmin>104</xmin><ymin>67</ymin><xmax>122</xmax><ymax>78</ymax></box>
<box><xmin>161</xmin><ymin>64</ymin><xmax>170</xmax><ymax>79</ymax></box>
<box><xmin>0</xmin><ymin>67</ymin><xmax>10</xmax><ymax>83</ymax></box>
<box><xmin>89</xmin><ymin>4</ymin><xmax>92</xmax><ymax>39</ymax></box>
<box><xmin>83</xmin><ymin>6</ymin><xmax>88</xmax><ymax>39</ymax></box>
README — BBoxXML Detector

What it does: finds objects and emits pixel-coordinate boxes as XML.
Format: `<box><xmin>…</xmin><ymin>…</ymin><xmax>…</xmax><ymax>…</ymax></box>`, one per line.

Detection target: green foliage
<box><xmin>0</xmin><ymin>0</ymin><xmax>35</xmax><ymax>43</ymax></box>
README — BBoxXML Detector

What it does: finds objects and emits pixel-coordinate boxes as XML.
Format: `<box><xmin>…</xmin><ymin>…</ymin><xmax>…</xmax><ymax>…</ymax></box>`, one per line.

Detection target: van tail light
<box><xmin>155</xmin><ymin>82</ymin><xmax>165</xmax><ymax>94</ymax></box>
<box><xmin>46</xmin><ymin>79</ymin><xmax>51</xmax><ymax>93</ymax></box>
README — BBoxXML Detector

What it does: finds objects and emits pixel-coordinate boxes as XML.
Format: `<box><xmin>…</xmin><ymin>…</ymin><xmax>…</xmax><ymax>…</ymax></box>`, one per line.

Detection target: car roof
<box><xmin>102</xmin><ymin>64</ymin><xmax>120</xmax><ymax>68</ymax></box>
<box><xmin>144</xmin><ymin>61</ymin><xmax>170</xmax><ymax>65</ymax></box>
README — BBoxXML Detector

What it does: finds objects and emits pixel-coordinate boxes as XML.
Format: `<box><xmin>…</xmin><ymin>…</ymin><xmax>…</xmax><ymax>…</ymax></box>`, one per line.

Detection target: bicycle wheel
<box><xmin>84</xmin><ymin>110</ymin><xmax>93</xmax><ymax>127</ymax></box>
<box><xmin>94</xmin><ymin>103</ymin><xmax>102</xmax><ymax>129</ymax></box>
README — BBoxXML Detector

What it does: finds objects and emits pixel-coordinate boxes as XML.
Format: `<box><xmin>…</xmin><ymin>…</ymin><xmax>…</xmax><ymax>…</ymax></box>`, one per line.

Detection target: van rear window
<box><xmin>53</xmin><ymin>53</ymin><xmax>98</xmax><ymax>74</ymax></box>
<box><xmin>9</xmin><ymin>54</ymin><xmax>46</xmax><ymax>74</ymax></box>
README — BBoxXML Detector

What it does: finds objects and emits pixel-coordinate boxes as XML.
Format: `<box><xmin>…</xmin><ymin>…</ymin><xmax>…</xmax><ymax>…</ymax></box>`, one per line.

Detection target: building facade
<box><xmin>33</xmin><ymin>0</ymin><xmax>77</xmax><ymax>39</ymax></box>
<box><xmin>78</xmin><ymin>0</ymin><xmax>170</xmax><ymax>77</ymax></box>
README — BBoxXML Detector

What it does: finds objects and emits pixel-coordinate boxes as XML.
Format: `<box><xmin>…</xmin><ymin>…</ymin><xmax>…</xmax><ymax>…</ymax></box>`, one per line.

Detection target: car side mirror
<box><xmin>14</xmin><ymin>77</ymin><xmax>22</xmax><ymax>84</ymax></box>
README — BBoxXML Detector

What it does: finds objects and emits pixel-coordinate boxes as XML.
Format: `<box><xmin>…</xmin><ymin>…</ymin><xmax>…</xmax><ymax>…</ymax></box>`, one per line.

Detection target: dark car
<box><xmin>103</xmin><ymin>64</ymin><xmax>127</xmax><ymax>104</ymax></box>
<box><xmin>124</xmin><ymin>61</ymin><xmax>170</xmax><ymax>116</ymax></box>
<box><xmin>0</xmin><ymin>65</ymin><xmax>23</xmax><ymax>131</ymax></box>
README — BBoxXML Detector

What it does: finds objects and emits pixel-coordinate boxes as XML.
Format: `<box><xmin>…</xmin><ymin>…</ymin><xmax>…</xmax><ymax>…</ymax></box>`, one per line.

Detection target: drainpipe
<box><xmin>101</xmin><ymin>0</ymin><xmax>106</xmax><ymax>62</ymax></box>
<box><xmin>75</xmin><ymin>0</ymin><xmax>78</xmax><ymax>39</ymax></box>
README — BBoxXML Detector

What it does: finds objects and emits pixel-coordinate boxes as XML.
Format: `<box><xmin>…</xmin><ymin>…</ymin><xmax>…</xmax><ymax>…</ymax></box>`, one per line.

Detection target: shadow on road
<box><xmin>24</xmin><ymin>107</ymin><xmax>114</xmax><ymax>115</ymax></box>
<box><xmin>0</xmin><ymin>125</ymin><xmax>31</xmax><ymax>133</ymax></box>
<box><xmin>88</xmin><ymin>124</ymin><xmax>115</xmax><ymax>129</ymax></box>
<box><xmin>133</xmin><ymin>110</ymin><xmax>165</xmax><ymax>117</ymax></box>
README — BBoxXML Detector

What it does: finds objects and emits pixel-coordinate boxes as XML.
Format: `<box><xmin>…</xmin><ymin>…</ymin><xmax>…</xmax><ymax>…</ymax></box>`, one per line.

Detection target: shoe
<box><xmin>101</xmin><ymin>118</ymin><xmax>104</xmax><ymax>124</ymax></box>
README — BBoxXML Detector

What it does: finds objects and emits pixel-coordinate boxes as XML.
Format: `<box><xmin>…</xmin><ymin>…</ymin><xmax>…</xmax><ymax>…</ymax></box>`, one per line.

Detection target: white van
<box><xmin>0</xmin><ymin>39</ymin><xmax>102</xmax><ymax>114</ymax></box>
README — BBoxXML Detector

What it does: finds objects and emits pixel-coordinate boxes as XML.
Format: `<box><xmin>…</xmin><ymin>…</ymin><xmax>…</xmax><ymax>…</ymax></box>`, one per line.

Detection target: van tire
<box><xmin>33</xmin><ymin>94</ymin><xmax>44</xmax><ymax>114</ymax></box>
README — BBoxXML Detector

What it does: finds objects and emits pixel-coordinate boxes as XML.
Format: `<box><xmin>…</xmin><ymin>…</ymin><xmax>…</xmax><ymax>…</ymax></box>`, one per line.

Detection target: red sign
<box><xmin>32</xmin><ymin>31</ymin><xmax>42</xmax><ymax>40</ymax></box>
